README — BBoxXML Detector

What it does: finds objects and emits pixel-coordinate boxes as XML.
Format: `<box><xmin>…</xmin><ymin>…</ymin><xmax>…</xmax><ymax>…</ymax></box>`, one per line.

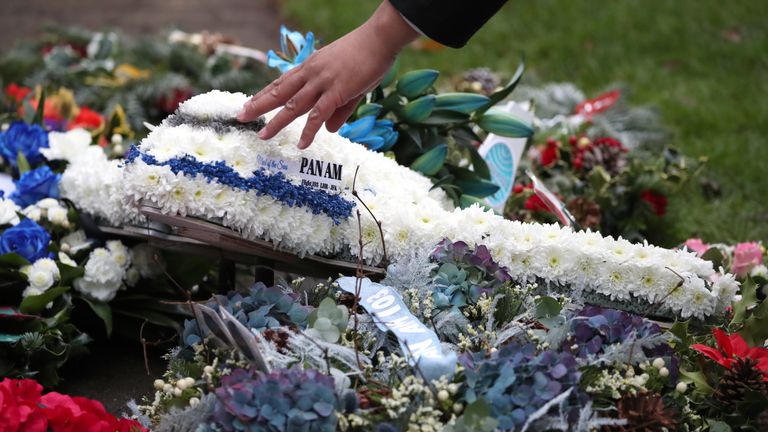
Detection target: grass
<box><xmin>280</xmin><ymin>0</ymin><xmax>768</xmax><ymax>245</ymax></box>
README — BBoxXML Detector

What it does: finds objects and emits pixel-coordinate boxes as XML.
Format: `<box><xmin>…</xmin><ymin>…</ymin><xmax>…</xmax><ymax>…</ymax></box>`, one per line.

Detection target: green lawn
<box><xmin>281</xmin><ymin>0</ymin><xmax>768</xmax><ymax>245</ymax></box>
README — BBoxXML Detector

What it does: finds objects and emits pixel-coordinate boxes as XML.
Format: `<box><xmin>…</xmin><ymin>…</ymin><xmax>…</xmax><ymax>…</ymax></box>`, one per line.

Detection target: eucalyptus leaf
<box><xmin>534</xmin><ymin>296</ymin><xmax>561</xmax><ymax>320</ymax></box>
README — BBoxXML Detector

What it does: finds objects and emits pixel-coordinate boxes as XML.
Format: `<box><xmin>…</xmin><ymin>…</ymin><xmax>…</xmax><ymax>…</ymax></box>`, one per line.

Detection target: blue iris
<box><xmin>267</xmin><ymin>25</ymin><xmax>316</xmax><ymax>74</ymax></box>
<box><xmin>338</xmin><ymin>116</ymin><xmax>399</xmax><ymax>152</ymax></box>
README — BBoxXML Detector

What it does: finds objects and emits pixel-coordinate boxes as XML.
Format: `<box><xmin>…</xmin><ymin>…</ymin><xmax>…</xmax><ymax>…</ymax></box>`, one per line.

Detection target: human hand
<box><xmin>237</xmin><ymin>1</ymin><xmax>419</xmax><ymax>149</ymax></box>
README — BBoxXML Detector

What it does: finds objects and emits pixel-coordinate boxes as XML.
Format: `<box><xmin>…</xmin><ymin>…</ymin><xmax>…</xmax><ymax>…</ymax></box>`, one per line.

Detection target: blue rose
<box><xmin>0</xmin><ymin>218</ymin><xmax>51</xmax><ymax>262</ymax></box>
<box><xmin>9</xmin><ymin>166</ymin><xmax>61</xmax><ymax>208</ymax></box>
<box><xmin>0</xmin><ymin>121</ymin><xmax>49</xmax><ymax>168</ymax></box>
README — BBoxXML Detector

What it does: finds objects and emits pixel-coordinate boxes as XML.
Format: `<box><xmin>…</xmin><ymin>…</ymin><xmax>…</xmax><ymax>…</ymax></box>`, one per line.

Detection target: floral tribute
<box><xmin>0</xmin><ymin>378</ymin><xmax>146</xmax><ymax>431</ymax></box>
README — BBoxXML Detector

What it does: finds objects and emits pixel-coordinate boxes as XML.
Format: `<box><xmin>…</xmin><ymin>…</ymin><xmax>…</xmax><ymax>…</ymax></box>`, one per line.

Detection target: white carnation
<box><xmin>21</xmin><ymin>258</ymin><xmax>61</xmax><ymax>298</ymax></box>
<box><xmin>41</xmin><ymin>128</ymin><xmax>92</xmax><ymax>162</ymax></box>
<box><xmin>47</xmin><ymin>206</ymin><xmax>69</xmax><ymax>226</ymax></box>
<box><xmin>74</xmin><ymin>248</ymin><xmax>125</xmax><ymax>302</ymax></box>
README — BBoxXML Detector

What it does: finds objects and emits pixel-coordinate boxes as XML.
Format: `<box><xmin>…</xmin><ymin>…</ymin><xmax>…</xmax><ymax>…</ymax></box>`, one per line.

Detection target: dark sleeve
<box><xmin>389</xmin><ymin>0</ymin><xmax>507</xmax><ymax>48</ymax></box>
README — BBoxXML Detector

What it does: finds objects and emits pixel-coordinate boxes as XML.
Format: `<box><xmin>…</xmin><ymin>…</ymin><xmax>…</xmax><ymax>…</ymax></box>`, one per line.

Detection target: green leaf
<box><xmin>534</xmin><ymin>296</ymin><xmax>562</xmax><ymax>320</ymax></box>
<box><xmin>81</xmin><ymin>297</ymin><xmax>113</xmax><ymax>337</ymax></box>
<box><xmin>410</xmin><ymin>144</ymin><xmax>447</xmax><ymax>176</ymax></box>
<box><xmin>680</xmin><ymin>369</ymin><xmax>714</xmax><ymax>395</ymax></box>
<box><xmin>434</xmin><ymin>92</ymin><xmax>490</xmax><ymax>113</ymax></box>
<box><xmin>476</xmin><ymin>59</ymin><xmax>525</xmax><ymax>115</ymax></box>
<box><xmin>380</xmin><ymin>58</ymin><xmax>399</xmax><ymax>88</ymax></box>
<box><xmin>401</xmin><ymin>95</ymin><xmax>436</xmax><ymax>123</ymax></box>
<box><xmin>356</xmin><ymin>103</ymin><xmax>383</xmax><ymax>119</ymax></box>
<box><xmin>459</xmin><ymin>195</ymin><xmax>491</xmax><ymax>210</ymax></box>
<box><xmin>706</xmin><ymin>419</ymin><xmax>732</xmax><ymax>432</ymax></box>
<box><xmin>57</xmin><ymin>262</ymin><xmax>84</xmax><ymax>287</ymax></box>
<box><xmin>32</xmin><ymin>88</ymin><xmax>45</xmax><ymax>126</ymax></box>
<box><xmin>700</xmin><ymin>247</ymin><xmax>727</xmax><ymax>271</ymax></box>
<box><xmin>396</xmin><ymin>69</ymin><xmax>439</xmax><ymax>98</ymax></box>
<box><xmin>445</xmin><ymin>399</ymin><xmax>499</xmax><ymax>432</ymax></box>
<box><xmin>732</xmin><ymin>277</ymin><xmax>758</xmax><ymax>325</ymax></box>
<box><xmin>668</xmin><ymin>320</ymin><xmax>692</xmax><ymax>349</ymax></box>
<box><xmin>20</xmin><ymin>286</ymin><xmax>69</xmax><ymax>314</ymax></box>
<box><xmin>469</xmin><ymin>148</ymin><xmax>491</xmax><ymax>180</ymax></box>
<box><xmin>587</xmin><ymin>165</ymin><xmax>611</xmax><ymax>194</ymax></box>
<box><xmin>17</xmin><ymin>151</ymin><xmax>31</xmax><ymax>174</ymax></box>
<box><xmin>416</xmin><ymin>110</ymin><xmax>470</xmax><ymax>126</ymax></box>
<box><xmin>0</xmin><ymin>253</ymin><xmax>30</xmax><ymax>267</ymax></box>
<box><xmin>477</xmin><ymin>110</ymin><xmax>534</xmax><ymax>138</ymax></box>
<box><xmin>455</xmin><ymin>178</ymin><xmax>499</xmax><ymax>198</ymax></box>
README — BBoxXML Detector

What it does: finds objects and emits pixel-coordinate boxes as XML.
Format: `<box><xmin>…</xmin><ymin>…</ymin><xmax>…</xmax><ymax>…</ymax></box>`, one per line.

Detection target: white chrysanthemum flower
<box><xmin>0</xmin><ymin>198</ymin><xmax>20</xmax><ymax>225</ymax></box>
<box><xmin>74</xmin><ymin>247</ymin><xmax>126</xmax><ymax>302</ymax></box>
<box><xmin>176</xmin><ymin>90</ymin><xmax>249</xmax><ymax>121</ymax></box>
<box><xmin>116</xmin><ymin>90</ymin><xmax>734</xmax><ymax>319</ymax></box>
<box><xmin>41</xmin><ymin>128</ymin><xmax>92</xmax><ymax>162</ymax></box>
<box><xmin>21</xmin><ymin>258</ymin><xmax>61</xmax><ymax>298</ymax></box>
<box><xmin>47</xmin><ymin>206</ymin><xmax>69</xmax><ymax>226</ymax></box>
<box><xmin>107</xmin><ymin>240</ymin><xmax>131</xmax><ymax>270</ymax></box>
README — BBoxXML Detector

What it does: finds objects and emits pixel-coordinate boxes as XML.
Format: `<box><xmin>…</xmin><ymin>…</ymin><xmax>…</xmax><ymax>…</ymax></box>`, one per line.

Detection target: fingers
<box><xmin>237</xmin><ymin>67</ymin><xmax>305</xmax><ymax>122</ymax></box>
<box><xmin>258</xmin><ymin>86</ymin><xmax>318</xmax><ymax>140</ymax></box>
<box><xmin>325</xmin><ymin>95</ymin><xmax>364</xmax><ymax>133</ymax></box>
<box><xmin>298</xmin><ymin>95</ymin><xmax>337</xmax><ymax>149</ymax></box>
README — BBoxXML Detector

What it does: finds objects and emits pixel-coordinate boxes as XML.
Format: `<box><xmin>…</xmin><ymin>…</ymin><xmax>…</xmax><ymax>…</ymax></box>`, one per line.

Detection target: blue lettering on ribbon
<box><xmin>337</xmin><ymin>277</ymin><xmax>456</xmax><ymax>381</ymax></box>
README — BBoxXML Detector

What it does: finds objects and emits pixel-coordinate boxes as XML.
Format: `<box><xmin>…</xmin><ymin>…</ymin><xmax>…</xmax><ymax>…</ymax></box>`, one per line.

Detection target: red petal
<box><xmin>691</xmin><ymin>344</ymin><xmax>727</xmax><ymax>365</ymax></box>
<box><xmin>713</xmin><ymin>328</ymin><xmax>734</xmax><ymax>357</ymax></box>
<box><xmin>729</xmin><ymin>332</ymin><xmax>751</xmax><ymax>357</ymax></box>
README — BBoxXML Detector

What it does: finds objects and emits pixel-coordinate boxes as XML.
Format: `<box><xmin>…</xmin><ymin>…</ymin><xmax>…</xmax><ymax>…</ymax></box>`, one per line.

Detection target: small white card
<box><xmin>255</xmin><ymin>155</ymin><xmax>343</xmax><ymax>194</ymax></box>
<box><xmin>478</xmin><ymin>102</ymin><xmax>533</xmax><ymax>212</ymax></box>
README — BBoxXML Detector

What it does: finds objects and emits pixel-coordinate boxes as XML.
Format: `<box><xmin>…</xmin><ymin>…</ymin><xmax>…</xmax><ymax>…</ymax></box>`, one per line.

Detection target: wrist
<box><xmin>363</xmin><ymin>0</ymin><xmax>419</xmax><ymax>57</ymax></box>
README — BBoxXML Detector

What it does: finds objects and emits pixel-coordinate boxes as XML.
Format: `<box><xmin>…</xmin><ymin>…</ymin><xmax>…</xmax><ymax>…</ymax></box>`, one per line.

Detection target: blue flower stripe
<box><xmin>125</xmin><ymin>146</ymin><xmax>354</xmax><ymax>223</ymax></box>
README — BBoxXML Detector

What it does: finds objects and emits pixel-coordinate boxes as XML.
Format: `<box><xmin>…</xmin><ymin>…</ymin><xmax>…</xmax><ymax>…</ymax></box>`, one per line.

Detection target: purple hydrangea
<box><xmin>213</xmin><ymin>367</ymin><xmax>339</xmax><ymax>432</ymax></box>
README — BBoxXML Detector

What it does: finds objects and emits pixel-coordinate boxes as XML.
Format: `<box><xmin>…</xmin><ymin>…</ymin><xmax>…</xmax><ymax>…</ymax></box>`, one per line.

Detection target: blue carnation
<box><xmin>267</xmin><ymin>25</ymin><xmax>316</xmax><ymax>74</ymax></box>
<box><xmin>0</xmin><ymin>218</ymin><xmax>51</xmax><ymax>262</ymax></box>
<box><xmin>0</xmin><ymin>121</ymin><xmax>49</xmax><ymax>168</ymax></box>
<box><xmin>338</xmin><ymin>115</ymin><xmax>399</xmax><ymax>152</ymax></box>
<box><xmin>10</xmin><ymin>166</ymin><xmax>61</xmax><ymax>208</ymax></box>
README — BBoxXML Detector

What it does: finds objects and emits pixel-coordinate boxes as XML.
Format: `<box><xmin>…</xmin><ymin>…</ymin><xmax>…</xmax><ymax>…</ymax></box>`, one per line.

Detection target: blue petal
<box><xmin>267</xmin><ymin>50</ymin><xmax>296</xmax><ymax>74</ymax></box>
<box><xmin>279</xmin><ymin>25</ymin><xmax>290</xmax><ymax>54</ymax></box>
<box><xmin>354</xmin><ymin>135</ymin><xmax>385</xmax><ymax>151</ymax></box>
<box><xmin>294</xmin><ymin>32</ymin><xmax>315</xmax><ymax>64</ymax></box>
<box><xmin>338</xmin><ymin>116</ymin><xmax>376</xmax><ymax>141</ymax></box>
<box><xmin>379</xmin><ymin>130</ymin><xmax>399</xmax><ymax>152</ymax></box>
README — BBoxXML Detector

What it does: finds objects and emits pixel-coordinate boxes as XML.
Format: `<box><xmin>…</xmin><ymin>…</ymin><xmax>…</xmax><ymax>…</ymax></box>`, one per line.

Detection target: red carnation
<box><xmin>538</xmin><ymin>138</ymin><xmax>560</xmax><ymax>167</ymax></box>
<box><xmin>640</xmin><ymin>190</ymin><xmax>668</xmax><ymax>217</ymax></box>
<box><xmin>691</xmin><ymin>328</ymin><xmax>768</xmax><ymax>378</ymax></box>
<box><xmin>69</xmin><ymin>107</ymin><xmax>105</xmax><ymax>130</ymax></box>
<box><xmin>5</xmin><ymin>83</ymin><xmax>32</xmax><ymax>104</ymax></box>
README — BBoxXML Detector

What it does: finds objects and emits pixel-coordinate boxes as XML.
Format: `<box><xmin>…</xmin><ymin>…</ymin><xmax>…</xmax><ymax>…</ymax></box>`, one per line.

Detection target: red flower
<box><xmin>0</xmin><ymin>378</ymin><xmax>147</xmax><ymax>432</ymax></box>
<box><xmin>538</xmin><ymin>138</ymin><xmax>560</xmax><ymax>167</ymax></box>
<box><xmin>157</xmin><ymin>88</ymin><xmax>194</xmax><ymax>113</ymax></box>
<box><xmin>5</xmin><ymin>83</ymin><xmax>32</xmax><ymax>104</ymax></box>
<box><xmin>640</xmin><ymin>190</ymin><xmax>668</xmax><ymax>217</ymax></box>
<box><xmin>691</xmin><ymin>328</ymin><xmax>768</xmax><ymax>379</ymax></box>
<box><xmin>69</xmin><ymin>107</ymin><xmax>104</xmax><ymax>130</ymax></box>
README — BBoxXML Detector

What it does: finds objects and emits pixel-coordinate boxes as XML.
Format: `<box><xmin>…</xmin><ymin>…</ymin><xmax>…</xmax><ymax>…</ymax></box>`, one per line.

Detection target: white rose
<box><xmin>22</xmin><ymin>205</ymin><xmax>41</xmax><ymax>222</ymax></box>
<box><xmin>36</xmin><ymin>198</ymin><xmax>61</xmax><ymax>210</ymax></box>
<box><xmin>0</xmin><ymin>199</ymin><xmax>20</xmax><ymax>225</ymax></box>
<box><xmin>47</xmin><ymin>207</ymin><xmax>69</xmax><ymax>226</ymax></box>
<box><xmin>41</xmin><ymin>128</ymin><xmax>93</xmax><ymax>162</ymax></box>
<box><xmin>34</xmin><ymin>258</ymin><xmax>60</xmax><ymax>280</ymax></box>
